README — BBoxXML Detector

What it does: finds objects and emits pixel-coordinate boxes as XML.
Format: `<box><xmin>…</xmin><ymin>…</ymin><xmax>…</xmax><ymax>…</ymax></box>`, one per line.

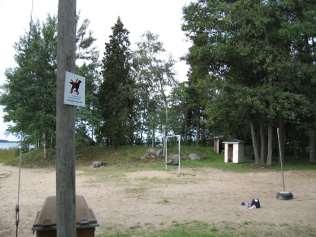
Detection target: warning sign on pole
<box><xmin>64</xmin><ymin>71</ymin><xmax>85</xmax><ymax>107</ymax></box>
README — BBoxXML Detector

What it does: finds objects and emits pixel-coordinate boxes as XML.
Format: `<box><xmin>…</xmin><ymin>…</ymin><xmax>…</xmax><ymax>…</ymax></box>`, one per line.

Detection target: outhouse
<box><xmin>223</xmin><ymin>139</ymin><xmax>245</xmax><ymax>163</ymax></box>
<box><xmin>33</xmin><ymin>195</ymin><xmax>98</xmax><ymax>237</ymax></box>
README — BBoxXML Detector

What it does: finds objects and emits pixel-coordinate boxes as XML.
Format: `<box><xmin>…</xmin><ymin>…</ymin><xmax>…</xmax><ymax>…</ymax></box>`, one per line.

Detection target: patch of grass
<box><xmin>178</xmin><ymin>144</ymin><xmax>316</xmax><ymax>172</ymax></box>
<box><xmin>1</xmin><ymin>144</ymin><xmax>315</xmax><ymax>172</ymax></box>
<box><xmin>270</xmin><ymin>158</ymin><xmax>316</xmax><ymax>171</ymax></box>
<box><xmin>176</xmin><ymin>145</ymin><xmax>254</xmax><ymax>172</ymax></box>
<box><xmin>20</xmin><ymin>149</ymin><xmax>55</xmax><ymax>167</ymax></box>
<box><xmin>97</xmin><ymin>222</ymin><xmax>229</xmax><ymax>237</ymax></box>
<box><xmin>0</xmin><ymin>149</ymin><xmax>19</xmax><ymax>165</ymax></box>
<box><xmin>97</xmin><ymin>221</ymin><xmax>316</xmax><ymax>237</ymax></box>
<box><xmin>77</xmin><ymin>145</ymin><xmax>161</xmax><ymax>169</ymax></box>
<box><xmin>0</xmin><ymin>148</ymin><xmax>55</xmax><ymax>168</ymax></box>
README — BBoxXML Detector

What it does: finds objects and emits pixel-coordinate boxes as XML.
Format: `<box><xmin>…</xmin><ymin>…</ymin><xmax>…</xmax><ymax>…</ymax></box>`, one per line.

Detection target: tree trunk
<box><xmin>184</xmin><ymin>118</ymin><xmax>187</xmax><ymax>143</ymax></box>
<box><xmin>197</xmin><ymin>122</ymin><xmax>200</xmax><ymax>143</ymax></box>
<box><xmin>50</xmin><ymin>135</ymin><xmax>54</xmax><ymax>149</ymax></box>
<box><xmin>260</xmin><ymin>124</ymin><xmax>266</xmax><ymax>165</ymax></box>
<box><xmin>266</xmin><ymin>124</ymin><xmax>273</xmax><ymax>166</ymax></box>
<box><xmin>250</xmin><ymin>122</ymin><xmax>260</xmax><ymax>165</ymax></box>
<box><xmin>91</xmin><ymin>127</ymin><xmax>94</xmax><ymax>142</ymax></box>
<box><xmin>309</xmin><ymin>129</ymin><xmax>316</xmax><ymax>163</ymax></box>
<box><xmin>43</xmin><ymin>133</ymin><xmax>48</xmax><ymax>160</ymax></box>
<box><xmin>196</xmin><ymin>110</ymin><xmax>201</xmax><ymax>143</ymax></box>
<box><xmin>152</xmin><ymin>125</ymin><xmax>155</xmax><ymax>147</ymax></box>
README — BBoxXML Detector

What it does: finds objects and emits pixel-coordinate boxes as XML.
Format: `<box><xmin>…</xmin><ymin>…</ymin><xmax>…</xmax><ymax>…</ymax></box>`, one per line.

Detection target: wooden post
<box><xmin>56</xmin><ymin>0</ymin><xmax>77</xmax><ymax>237</ymax></box>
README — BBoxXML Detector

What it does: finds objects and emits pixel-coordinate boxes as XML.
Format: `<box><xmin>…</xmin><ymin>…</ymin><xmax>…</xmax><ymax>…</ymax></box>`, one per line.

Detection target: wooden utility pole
<box><xmin>56</xmin><ymin>0</ymin><xmax>77</xmax><ymax>237</ymax></box>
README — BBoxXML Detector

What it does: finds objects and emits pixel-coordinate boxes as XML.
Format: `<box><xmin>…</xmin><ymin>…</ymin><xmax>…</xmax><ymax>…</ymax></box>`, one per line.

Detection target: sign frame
<box><xmin>64</xmin><ymin>71</ymin><xmax>85</xmax><ymax>107</ymax></box>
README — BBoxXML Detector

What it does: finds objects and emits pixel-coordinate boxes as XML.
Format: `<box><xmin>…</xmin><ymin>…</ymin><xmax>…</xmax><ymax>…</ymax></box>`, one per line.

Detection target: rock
<box><xmin>92</xmin><ymin>161</ymin><xmax>107</xmax><ymax>168</ymax></box>
<box><xmin>188</xmin><ymin>153</ymin><xmax>201</xmax><ymax>160</ymax></box>
<box><xmin>148</xmin><ymin>153</ymin><xmax>157</xmax><ymax>159</ymax></box>
<box><xmin>147</xmin><ymin>148</ymin><xmax>156</xmax><ymax>154</ymax></box>
<box><xmin>155</xmin><ymin>149</ymin><xmax>163</xmax><ymax>158</ymax></box>
<box><xmin>167</xmin><ymin>154</ymin><xmax>179</xmax><ymax>165</ymax></box>
<box><xmin>180</xmin><ymin>154</ymin><xmax>189</xmax><ymax>160</ymax></box>
<box><xmin>141</xmin><ymin>148</ymin><xmax>163</xmax><ymax>160</ymax></box>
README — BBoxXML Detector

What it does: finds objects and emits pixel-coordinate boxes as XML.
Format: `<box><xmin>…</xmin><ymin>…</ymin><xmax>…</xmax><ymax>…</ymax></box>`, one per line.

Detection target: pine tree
<box><xmin>99</xmin><ymin>17</ymin><xmax>135</xmax><ymax>146</ymax></box>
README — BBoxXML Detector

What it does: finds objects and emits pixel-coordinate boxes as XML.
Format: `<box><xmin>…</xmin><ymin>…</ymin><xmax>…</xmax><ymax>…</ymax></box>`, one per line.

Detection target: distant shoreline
<box><xmin>0</xmin><ymin>141</ymin><xmax>19</xmax><ymax>149</ymax></box>
<box><xmin>0</xmin><ymin>140</ymin><xmax>19</xmax><ymax>143</ymax></box>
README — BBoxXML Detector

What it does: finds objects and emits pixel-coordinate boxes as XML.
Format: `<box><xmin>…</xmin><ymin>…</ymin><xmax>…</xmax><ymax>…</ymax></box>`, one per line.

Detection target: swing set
<box><xmin>164</xmin><ymin>135</ymin><xmax>181</xmax><ymax>175</ymax></box>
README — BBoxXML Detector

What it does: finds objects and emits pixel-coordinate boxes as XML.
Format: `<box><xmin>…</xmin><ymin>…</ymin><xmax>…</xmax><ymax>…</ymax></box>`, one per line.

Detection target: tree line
<box><xmin>1</xmin><ymin>0</ymin><xmax>315</xmax><ymax>165</ymax></box>
<box><xmin>181</xmin><ymin>0</ymin><xmax>316</xmax><ymax>164</ymax></box>
<box><xmin>0</xmin><ymin>16</ymin><xmax>177</xmax><ymax>152</ymax></box>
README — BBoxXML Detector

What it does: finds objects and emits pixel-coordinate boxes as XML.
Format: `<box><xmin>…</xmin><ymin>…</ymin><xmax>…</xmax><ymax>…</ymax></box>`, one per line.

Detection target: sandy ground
<box><xmin>0</xmin><ymin>164</ymin><xmax>316</xmax><ymax>237</ymax></box>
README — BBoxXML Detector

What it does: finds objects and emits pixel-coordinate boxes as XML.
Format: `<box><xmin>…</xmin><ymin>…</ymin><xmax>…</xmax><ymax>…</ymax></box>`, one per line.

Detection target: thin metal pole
<box><xmin>165</xmin><ymin>101</ymin><xmax>168</xmax><ymax>135</ymax></box>
<box><xmin>277</xmin><ymin>128</ymin><xmax>286</xmax><ymax>191</ymax></box>
<box><xmin>165</xmin><ymin>136</ymin><xmax>168</xmax><ymax>170</ymax></box>
<box><xmin>178</xmin><ymin>135</ymin><xmax>181</xmax><ymax>175</ymax></box>
<box><xmin>165</xmin><ymin>135</ymin><xmax>181</xmax><ymax>174</ymax></box>
<box><xmin>164</xmin><ymin>99</ymin><xmax>168</xmax><ymax>169</ymax></box>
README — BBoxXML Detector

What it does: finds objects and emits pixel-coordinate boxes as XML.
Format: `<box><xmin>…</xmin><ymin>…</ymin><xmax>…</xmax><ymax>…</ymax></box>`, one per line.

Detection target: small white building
<box><xmin>223</xmin><ymin>140</ymin><xmax>245</xmax><ymax>163</ymax></box>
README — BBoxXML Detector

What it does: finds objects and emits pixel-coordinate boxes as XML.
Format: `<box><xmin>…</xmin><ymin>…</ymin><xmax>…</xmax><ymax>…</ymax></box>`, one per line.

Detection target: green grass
<box><xmin>97</xmin><ymin>221</ymin><xmax>316</xmax><ymax>237</ymax></box>
<box><xmin>0</xmin><ymin>149</ymin><xmax>19</xmax><ymax>165</ymax></box>
<box><xmin>1</xmin><ymin>144</ymin><xmax>315</xmax><ymax>172</ymax></box>
<box><xmin>162</xmin><ymin>143</ymin><xmax>249</xmax><ymax>172</ymax></box>
<box><xmin>0</xmin><ymin>148</ymin><xmax>55</xmax><ymax>167</ymax></box>
<box><xmin>270</xmin><ymin>158</ymin><xmax>316</xmax><ymax>171</ymax></box>
<box><xmin>97</xmin><ymin>222</ymin><xmax>229</xmax><ymax>237</ymax></box>
<box><xmin>77</xmin><ymin>145</ymin><xmax>165</xmax><ymax>171</ymax></box>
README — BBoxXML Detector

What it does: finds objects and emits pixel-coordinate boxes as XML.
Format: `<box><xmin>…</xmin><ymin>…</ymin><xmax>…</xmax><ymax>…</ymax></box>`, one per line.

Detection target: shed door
<box><xmin>228</xmin><ymin>144</ymin><xmax>233</xmax><ymax>162</ymax></box>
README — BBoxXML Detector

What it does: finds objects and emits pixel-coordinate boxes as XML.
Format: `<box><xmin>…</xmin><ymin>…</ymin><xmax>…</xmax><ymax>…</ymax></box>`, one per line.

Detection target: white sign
<box><xmin>64</xmin><ymin>71</ymin><xmax>85</xmax><ymax>107</ymax></box>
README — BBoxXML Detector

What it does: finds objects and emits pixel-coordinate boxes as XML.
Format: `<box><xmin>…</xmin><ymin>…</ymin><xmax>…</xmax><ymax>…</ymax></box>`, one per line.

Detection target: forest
<box><xmin>1</xmin><ymin>0</ymin><xmax>315</xmax><ymax>165</ymax></box>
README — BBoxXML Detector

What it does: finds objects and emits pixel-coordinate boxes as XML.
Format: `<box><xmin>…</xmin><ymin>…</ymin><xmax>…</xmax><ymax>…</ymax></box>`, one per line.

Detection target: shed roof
<box><xmin>223</xmin><ymin>139</ymin><xmax>244</xmax><ymax>144</ymax></box>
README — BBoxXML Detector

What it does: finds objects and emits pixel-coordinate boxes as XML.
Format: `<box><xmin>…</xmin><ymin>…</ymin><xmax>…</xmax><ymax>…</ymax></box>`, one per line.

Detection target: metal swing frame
<box><xmin>164</xmin><ymin>135</ymin><xmax>181</xmax><ymax>175</ymax></box>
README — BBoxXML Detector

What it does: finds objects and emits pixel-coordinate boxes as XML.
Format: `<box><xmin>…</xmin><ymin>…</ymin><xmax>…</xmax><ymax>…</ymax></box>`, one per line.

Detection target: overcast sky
<box><xmin>0</xmin><ymin>0</ymin><xmax>192</xmax><ymax>140</ymax></box>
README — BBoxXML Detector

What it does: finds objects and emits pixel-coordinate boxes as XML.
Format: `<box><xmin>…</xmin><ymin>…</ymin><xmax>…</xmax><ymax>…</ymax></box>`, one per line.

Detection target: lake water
<box><xmin>0</xmin><ymin>142</ymin><xmax>20</xmax><ymax>149</ymax></box>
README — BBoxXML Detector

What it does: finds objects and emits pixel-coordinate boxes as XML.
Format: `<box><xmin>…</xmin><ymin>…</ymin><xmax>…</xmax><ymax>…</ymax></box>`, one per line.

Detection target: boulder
<box><xmin>147</xmin><ymin>148</ymin><xmax>156</xmax><ymax>154</ymax></box>
<box><xmin>181</xmin><ymin>154</ymin><xmax>189</xmax><ymax>160</ymax></box>
<box><xmin>188</xmin><ymin>153</ymin><xmax>201</xmax><ymax>160</ymax></box>
<box><xmin>141</xmin><ymin>148</ymin><xmax>160</xmax><ymax>160</ymax></box>
<box><xmin>155</xmin><ymin>149</ymin><xmax>163</xmax><ymax>158</ymax></box>
<box><xmin>167</xmin><ymin>154</ymin><xmax>179</xmax><ymax>165</ymax></box>
<box><xmin>92</xmin><ymin>161</ymin><xmax>107</xmax><ymax>168</ymax></box>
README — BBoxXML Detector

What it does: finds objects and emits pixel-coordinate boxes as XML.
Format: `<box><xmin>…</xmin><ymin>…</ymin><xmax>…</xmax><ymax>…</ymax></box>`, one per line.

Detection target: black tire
<box><xmin>276</xmin><ymin>192</ymin><xmax>294</xmax><ymax>200</ymax></box>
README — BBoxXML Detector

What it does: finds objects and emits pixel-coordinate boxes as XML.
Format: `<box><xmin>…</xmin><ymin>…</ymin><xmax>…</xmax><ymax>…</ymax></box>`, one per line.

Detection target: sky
<box><xmin>0</xmin><ymin>0</ymin><xmax>193</xmax><ymax>140</ymax></box>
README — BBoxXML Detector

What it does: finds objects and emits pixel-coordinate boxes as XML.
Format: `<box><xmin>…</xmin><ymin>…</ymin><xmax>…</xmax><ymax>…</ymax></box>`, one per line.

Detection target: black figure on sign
<box><xmin>70</xmin><ymin>79</ymin><xmax>81</xmax><ymax>95</ymax></box>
